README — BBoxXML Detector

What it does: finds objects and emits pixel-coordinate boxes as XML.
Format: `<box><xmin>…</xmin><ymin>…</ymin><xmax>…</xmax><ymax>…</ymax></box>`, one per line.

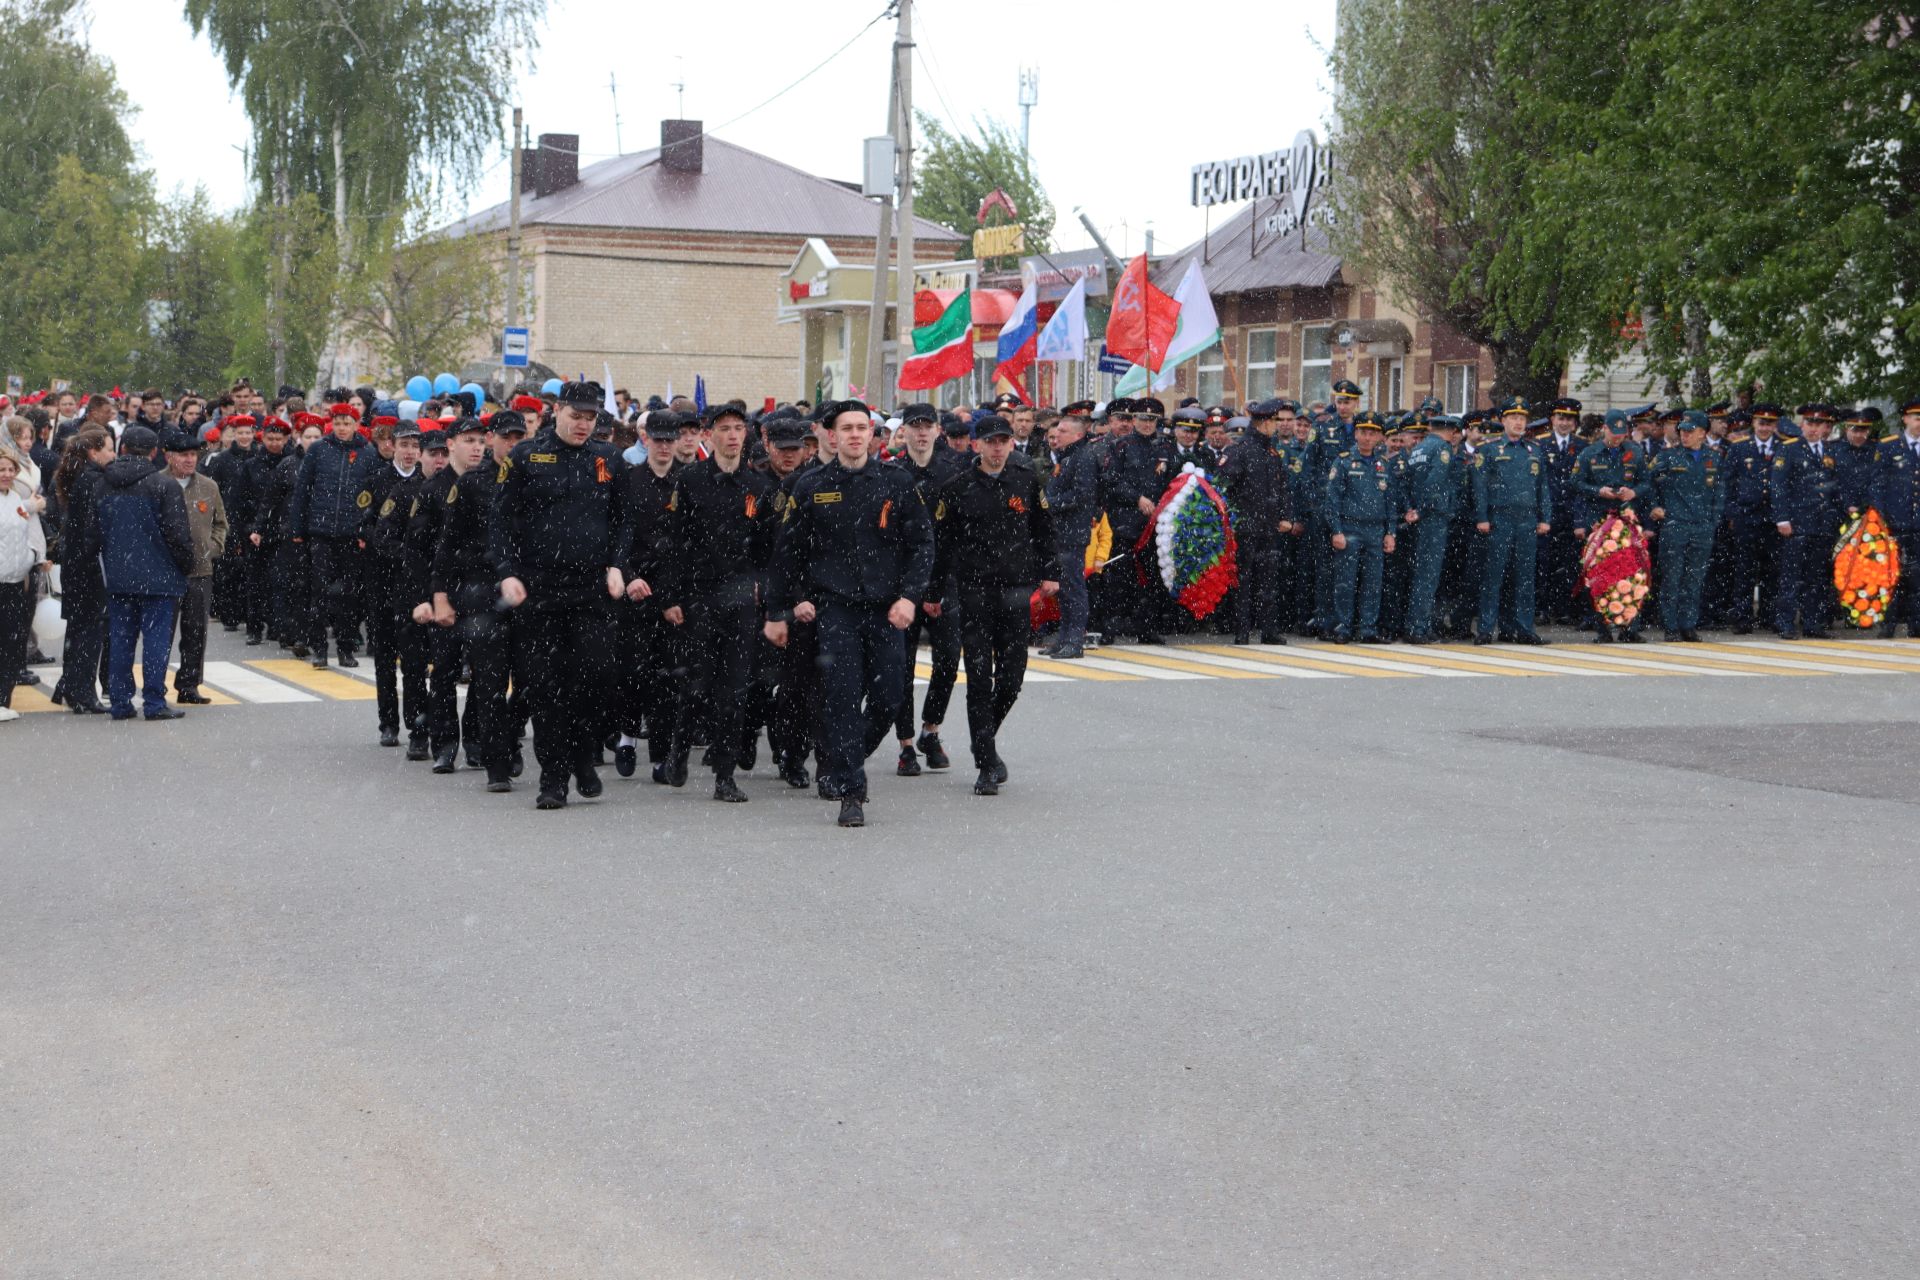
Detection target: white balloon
<box><xmin>32</xmin><ymin>595</ymin><xmax>65</xmax><ymax>651</ymax></box>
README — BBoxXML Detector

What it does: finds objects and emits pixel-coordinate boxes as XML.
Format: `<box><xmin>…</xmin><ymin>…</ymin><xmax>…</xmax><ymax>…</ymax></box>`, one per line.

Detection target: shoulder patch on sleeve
<box><xmin>356</xmin><ymin>490</ymin><xmax>372</xmax><ymax>508</ymax></box>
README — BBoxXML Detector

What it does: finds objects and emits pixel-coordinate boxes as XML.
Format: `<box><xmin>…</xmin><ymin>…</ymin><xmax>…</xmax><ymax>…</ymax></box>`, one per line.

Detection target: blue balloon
<box><xmin>541</xmin><ymin>378</ymin><xmax>563</xmax><ymax>396</ymax></box>
<box><xmin>397</xmin><ymin>399</ymin><xmax>421</xmax><ymax>422</ymax></box>
<box><xmin>432</xmin><ymin>372</ymin><xmax>460</xmax><ymax>396</ymax></box>
<box><xmin>460</xmin><ymin>382</ymin><xmax>486</xmax><ymax>409</ymax></box>
<box><xmin>404</xmin><ymin>375</ymin><xmax>432</xmax><ymax>402</ymax></box>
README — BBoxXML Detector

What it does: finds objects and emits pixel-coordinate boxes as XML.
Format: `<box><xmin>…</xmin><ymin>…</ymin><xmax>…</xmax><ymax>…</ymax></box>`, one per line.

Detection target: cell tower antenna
<box><xmin>1018</xmin><ymin>67</ymin><xmax>1039</xmax><ymax>155</ymax></box>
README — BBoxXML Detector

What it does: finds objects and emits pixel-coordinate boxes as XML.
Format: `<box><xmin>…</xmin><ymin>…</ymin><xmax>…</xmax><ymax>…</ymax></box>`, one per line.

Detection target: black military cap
<box><xmin>1496</xmin><ymin>395</ymin><xmax>1529</xmax><ymax>416</ymax></box>
<box><xmin>991</xmin><ymin>392</ymin><xmax>1021</xmax><ymax>410</ymax></box>
<box><xmin>972</xmin><ymin>413</ymin><xmax>1013</xmax><ymax>440</ymax></box>
<box><xmin>702</xmin><ymin>402</ymin><xmax>749</xmax><ymax>428</ymax></box>
<box><xmin>1900</xmin><ymin>397</ymin><xmax>1920</xmax><ymax>416</ymax></box>
<box><xmin>1749</xmin><ymin>402</ymin><xmax>1783</xmax><ymax>420</ymax></box>
<box><xmin>1706</xmin><ymin>400</ymin><xmax>1732</xmax><ymax>417</ymax></box>
<box><xmin>1353</xmin><ymin>410</ymin><xmax>1387</xmax><ymax>431</ymax></box>
<box><xmin>449</xmin><ymin>416</ymin><xmax>487</xmax><ymax>437</ymax></box>
<box><xmin>898</xmin><ymin>402</ymin><xmax>939</xmax><ymax>425</ymax></box>
<box><xmin>1060</xmin><ymin>399</ymin><xmax>1096</xmax><ymax>419</ymax></box>
<box><xmin>1133</xmin><ymin>396</ymin><xmax>1166</xmax><ymax>419</ymax></box>
<box><xmin>1550</xmin><ymin>397</ymin><xmax>1582</xmax><ymax>416</ymax></box>
<box><xmin>160</xmin><ymin>429</ymin><xmax>201</xmax><ymax>453</ymax></box>
<box><xmin>818</xmin><ymin>398</ymin><xmax>873</xmax><ymax>426</ymax></box>
<box><xmin>1726</xmin><ymin>408</ymin><xmax>1751</xmax><ymax>427</ymax></box>
<box><xmin>1247</xmin><ymin>398</ymin><xmax>1281</xmax><ymax>420</ymax></box>
<box><xmin>1104</xmin><ymin>397</ymin><xmax>1134</xmax><ymax>417</ymax></box>
<box><xmin>1331</xmin><ymin>378</ymin><xmax>1363</xmax><ymax>400</ymax></box>
<box><xmin>419</xmin><ymin>429</ymin><xmax>448</xmax><ymax>452</ymax></box>
<box><xmin>487</xmin><ymin>410</ymin><xmax>528</xmax><ymax>437</ymax></box>
<box><xmin>391</xmin><ymin>419</ymin><xmax>422</xmax><ymax>440</ymax></box>
<box><xmin>643</xmin><ymin>411</ymin><xmax>683</xmax><ymax>440</ymax></box>
<box><xmin>1171</xmin><ymin>407</ymin><xmax>1205</xmax><ymax>427</ymax></box>
<box><xmin>941</xmin><ymin>411</ymin><xmax>970</xmax><ymax>437</ymax></box>
<box><xmin>556</xmin><ymin>380</ymin><xmax>603</xmax><ymax>409</ymax></box>
<box><xmin>766</xmin><ymin>416</ymin><xmax>810</xmax><ymax>447</ymax></box>
<box><xmin>1845</xmin><ymin>406</ymin><xmax>1883</xmax><ymax>429</ymax></box>
<box><xmin>1624</xmin><ymin>402</ymin><xmax>1658</xmax><ymax>420</ymax></box>
<box><xmin>1797</xmin><ymin>401</ymin><xmax>1839</xmax><ymax>422</ymax></box>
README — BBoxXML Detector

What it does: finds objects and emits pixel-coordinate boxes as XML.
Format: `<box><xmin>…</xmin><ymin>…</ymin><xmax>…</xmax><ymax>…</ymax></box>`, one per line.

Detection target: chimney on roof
<box><xmin>534</xmin><ymin>133</ymin><xmax>579</xmax><ymax>198</ymax></box>
<box><xmin>661</xmin><ymin>119</ymin><xmax>703</xmax><ymax>174</ymax></box>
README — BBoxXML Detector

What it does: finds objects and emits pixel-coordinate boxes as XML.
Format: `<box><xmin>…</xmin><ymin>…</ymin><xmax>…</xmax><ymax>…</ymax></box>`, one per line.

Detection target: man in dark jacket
<box><xmin>1042</xmin><ymin>401</ymin><xmax>1100</xmax><ymax>659</ymax></box>
<box><xmin>97</xmin><ymin>425</ymin><xmax>195</xmax><ymax>720</ymax></box>
<box><xmin>287</xmin><ymin>401</ymin><xmax>376</xmax><ymax>667</ymax></box>
<box><xmin>1218</xmin><ymin>399</ymin><xmax>1296</xmax><ymax>645</ymax></box>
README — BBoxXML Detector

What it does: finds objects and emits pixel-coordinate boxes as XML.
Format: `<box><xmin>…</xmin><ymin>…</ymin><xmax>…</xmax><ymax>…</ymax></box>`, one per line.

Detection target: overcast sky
<box><xmin>86</xmin><ymin>0</ymin><xmax>1338</xmax><ymax>259</ymax></box>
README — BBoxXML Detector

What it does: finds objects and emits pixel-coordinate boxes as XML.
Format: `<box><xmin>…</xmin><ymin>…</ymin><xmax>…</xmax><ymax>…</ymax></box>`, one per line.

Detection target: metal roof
<box><xmin>443</xmin><ymin>136</ymin><xmax>961</xmax><ymax>244</ymax></box>
<box><xmin>1155</xmin><ymin>198</ymin><xmax>1344</xmax><ymax>295</ymax></box>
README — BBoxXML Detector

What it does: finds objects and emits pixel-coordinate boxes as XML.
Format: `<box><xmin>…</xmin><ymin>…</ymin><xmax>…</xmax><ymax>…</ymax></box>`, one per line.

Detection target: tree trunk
<box><xmin>323</xmin><ymin>115</ymin><xmax>349</xmax><ymax>388</ymax></box>
<box><xmin>1684</xmin><ymin>298</ymin><xmax>1711</xmax><ymax>404</ymax></box>
<box><xmin>1487</xmin><ymin>336</ymin><xmax>1562</xmax><ymax>410</ymax></box>
<box><xmin>270</xmin><ymin>163</ymin><xmax>289</xmax><ymax>393</ymax></box>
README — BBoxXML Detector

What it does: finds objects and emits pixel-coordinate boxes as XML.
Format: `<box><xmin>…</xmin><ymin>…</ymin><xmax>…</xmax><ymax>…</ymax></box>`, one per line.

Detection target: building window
<box><xmin>1196</xmin><ymin>335</ymin><xmax>1225</xmax><ymax>407</ymax></box>
<box><xmin>1378</xmin><ymin>358</ymin><xmax>1404</xmax><ymax>411</ymax></box>
<box><xmin>1441</xmin><ymin>363</ymin><xmax>1476</xmax><ymax>414</ymax></box>
<box><xmin>1301</xmin><ymin>325</ymin><xmax>1333</xmax><ymax>409</ymax></box>
<box><xmin>1245</xmin><ymin>328</ymin><xmax>1278</xmax><ymax>403</ymax></box>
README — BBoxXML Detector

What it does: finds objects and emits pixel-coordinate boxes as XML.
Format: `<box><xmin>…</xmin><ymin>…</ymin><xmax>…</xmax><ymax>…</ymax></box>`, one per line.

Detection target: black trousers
<box><xmin>1774</xmin><ymin>528</ymin><xmax>1834</xmax><ymax>633</ymax></box>
<box><xmin>172</xmin><ymin>576</ymin><xmax>211</xmax><ymax>692</ymax></box>
<box><xmin>613</xmin><ymin>597</ymin><xmax>679</xmax><ymax>762</ymax></box>
<box><xmin>275</xmin><ymin>540</ymin><xmax>311</xmax><ymax>645</ymax></box>
<box><xmin>305</xmin><ymin>535</ymin><xmax>360</xmax><ymax>654</ymax></box>
<box><xmin>1104</xmin><ymin>537</ymin><xmax>1163</xmax><ymax>639</ymax></box>
<box><xmin>245</xmin><ymin>540</ymin><xmax>275</xmax><ymax>639</ymax></box>
<box><xmin>429</xmin><ymin>586</ymin><xmax>513</xmax><ymax>768</ymax></box>
<box><xmin>58</xmin><ymin>583</ymin><xmax>106</xmax><ymax>706</ymax></box>
<box><xmin>958</xmin><ymin>582</ymin><xmax>1031</xmax><ymax>770</ymax></box>
<box><xmin>1235</xmin><ymin>532</ymin><xmax>1284</xmax><ymax>637</ymax></box>
<box><xmin>212</xmin><ymin>537</ymin><xmax>246</xmax><ymax>623</ymax></box>
<box><xmin>369</xmin><ymin>601</ymin><xmax>429</xmax><ymax>735</ymax></box>
<box><xmin>769</xmin><ymin>619</ymin><xmax>821</xmax><ymax>769</ymax></box>
<box><xmin>1728</xmin><ymin>521</ymin><xmax>1780</xmax><ymax>627</ymax></box>
<box><xmin>895</xmin><ymin>599</ymin><xmax>960</xmax><ymax>739</ymax></box>
<box><xmin>817</xmin><ymin>598</ymin><xmax>905</xmax><ymax>800</ymax></box>
<box><xmin>1535</xmin><ymin>524</ymin><xmax>1582</xmax><ymax>623</ymax></box>
<box><xmin>514</xmin><ymin>597</ymin><xmax>616</xmax><ymax>792</ymax></box>
<box><xmin>670</xmin><ymin>584</ymin><xmax>757</xmax><ymax>780</ymax></box>
<box><xmin>0</xmin><ymin>578</ymin><xmax>31</xmax><ymax>708</ymax></box>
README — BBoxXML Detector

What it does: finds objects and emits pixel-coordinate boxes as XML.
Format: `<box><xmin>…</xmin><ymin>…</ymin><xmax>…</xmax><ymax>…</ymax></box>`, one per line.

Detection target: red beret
<box><xmin>328</xmin><ymin>402</ymin><xmax>356</xmax><ymax>417</ymax></box>
<box><xmin>355</xmin><ymin>424</ymin><xmax>372</xmax><ymax>440</ymax></box>
<box><xmin>371</xmin><ymin>415</ymin><xmax>399</xmax><ymax>428</ymax></box>
<box><xmin>510</xmin><ymin>395</ymin><xmax>546</xmax><ymax>413</ymax></box>
<box><xmin>202</xmin><ymin>425</ymin><xmax>224</xmax><ymax>442</ymax></box>
<box><xmin>262</xmin><ymin>416</ymin><xmax>290</xmax><ymax>432</ymax></box>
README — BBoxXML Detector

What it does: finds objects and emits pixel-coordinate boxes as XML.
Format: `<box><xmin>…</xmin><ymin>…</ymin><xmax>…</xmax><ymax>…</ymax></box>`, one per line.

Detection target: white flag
<box><xmin>1116</xmin><ymin>262</ymin><xmax>1221</xmax><ymax>393</ymax></box>
<box><xmin>602</xmin><ymin>362</ymin><xmax>618</xmax><ymax>415</ymax></box>
<box><xmin>1034</xmin><ymin>277</ymin><xmax>1088</xmax><ymax>363</ymax></box>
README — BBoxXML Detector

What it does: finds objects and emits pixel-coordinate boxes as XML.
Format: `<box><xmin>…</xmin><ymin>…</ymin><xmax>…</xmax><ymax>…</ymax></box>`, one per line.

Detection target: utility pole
<box><xmin>504</xmin><ymin>107</ymin><xmax>523</xmax><ymax>394</ymax></box>
<box><xmin>860</xmin><ymin>58</ymin><xmax>900</xmax><ymax>407</ymax></box>
<box><xmin>892</xmin><ymin>0</ymin><xmax>915</xmax><ymax>410</ymax></box>
<box><xmin>609</xmin><ymin>74</ymin><xmax>623</xmax><ymax>152</ymax></box>
<box><xmin>1018</xmin><ymin>68</ymin><xmax>1038</xmax><ymax>156</ymax></box>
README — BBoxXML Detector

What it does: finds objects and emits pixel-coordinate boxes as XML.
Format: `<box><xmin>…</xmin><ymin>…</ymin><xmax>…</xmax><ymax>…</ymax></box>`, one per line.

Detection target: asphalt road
<box><xmin>5</xmin><ymin>630</ymin><xmax>1919</xmax><ymax>1278</ymax></box>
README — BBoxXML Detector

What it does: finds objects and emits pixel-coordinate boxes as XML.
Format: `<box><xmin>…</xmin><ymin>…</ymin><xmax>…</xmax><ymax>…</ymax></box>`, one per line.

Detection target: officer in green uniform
<box><xmin>1472</xmin><ymin>396</ymin><xmax>1551</xmax><ymax>645</ymax></box>
<box><xmin>1402</xmin><ymin>414</ymin><xmax>1463</xmax><ymax>643</ymax></box>
<box><xmin>1322</xmin><ymin>411</ymin><xmax>1400</xmax><ymax>643</ymax></box>
<box><xmin>1570</xmin><ymin>409</ymin><xmax>1649</xmax><ymax>642</ymax></box>
<box><xmin>1647</xmin><ymin>409</ymin><xmax>1724</xmax><ymax>641</ymax></box>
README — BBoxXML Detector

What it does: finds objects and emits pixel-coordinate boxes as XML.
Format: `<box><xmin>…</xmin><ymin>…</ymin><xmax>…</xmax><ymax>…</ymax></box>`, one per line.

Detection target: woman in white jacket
<box><xmin>0</xmin><ymin>449</ymin><xmax>48</xmax><ymax>719</ymax></box>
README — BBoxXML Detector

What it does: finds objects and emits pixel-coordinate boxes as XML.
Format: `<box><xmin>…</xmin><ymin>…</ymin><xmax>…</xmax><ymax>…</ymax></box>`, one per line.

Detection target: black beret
<box><xmin>766</xmin><ymin>417</ymin><xmax>810</xmax><ymax>446</ymax></box>
<box><xmin>555</xmin><ymin>381</ymin><xmax>602</xmax><ymax>409</ymax></box>
<box><xmin>898</xmin><ymin>402</ymin><xmax>939</xmax><ymax>425</ymax></box>
<box><xmin>486</xmin><ymin>410</ymin><xmax>527</xmax><ymax>436</ymax></box>
<box><xmin>703</xmin><ymin>402</ymin><xmax>749</xmax><ymax>428</ymax></box>
<box><xmin>972</xmin><ymin>414</ymin><xmax>1013</xmax><ymax>440</ymax></box>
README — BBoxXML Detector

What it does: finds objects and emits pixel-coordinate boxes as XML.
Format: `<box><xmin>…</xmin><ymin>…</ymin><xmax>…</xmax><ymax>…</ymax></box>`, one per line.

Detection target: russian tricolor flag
<box><xmin>993</xmin><ymin>279</ymin><xmax>1039</xmax><ymax>404</ymax></box>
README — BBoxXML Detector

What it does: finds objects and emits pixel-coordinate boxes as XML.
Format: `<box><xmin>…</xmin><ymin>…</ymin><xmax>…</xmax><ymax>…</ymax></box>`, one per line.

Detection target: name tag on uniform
<box><xmin>528</xmin><ymin>452</ymin><xmax>557</xmax><ymax>464</ymax></box>
<box><xmin>812</xmin><ymin>491</ymin><xmax>842</xmax><ymax>504</ymax></box>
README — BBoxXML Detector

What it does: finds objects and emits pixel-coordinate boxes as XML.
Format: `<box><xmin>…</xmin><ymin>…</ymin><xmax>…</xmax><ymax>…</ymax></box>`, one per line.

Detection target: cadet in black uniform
<box><xmin>1218</xmin><ymin>399</ymin><xmax>1296</xmax><ymax>645</ymax></box>
<box><xmin>491</xmin><ymin>382</ymin><xmax>627</xmax><ymax>809</ymax></box>
<box><xmin>763</xmin><ymin>416</ymin><xmax>825</xmax><ymax>789</ymax></box>
<box><xmin>242</xmin><ymin>416</ymin><xmax>292</xmax><ymax>646</ymax></box>
<box><xmin>359</xmin><ymin>419</ymin><xmax>428</xmax><ymax>748</ymax></box>
<box><xmin>765</xmin><ymin>400</ymin><xmax>934</xmax><ymax>828</ymax></box>
<box><xmin>1097</xmin><ymin>397</ymin><xmax>1178</xmax><ymax>644</ymax></box>
<box><xmin>658</xmin><ymin>404</ymin><xmax>776</xmax><ymax>802</ymax></box>
<box><xmin>1042</xmin><ymin>401</ymin><xmax>1100</xmax><ymax>658</ymax></box>
<box><xmin>609</xmin><ymin>411</ymin><xmax>683</xmax><ymax>783</ymax></box>
<box><xmin>888</xmin><ymin>403</ymin><xmax>964</xmax><ymax>776</ymax></box>
<box><xmin>931</xmin><ymin>414</ymin><xmax>1058</xmax><ymax>795</ymax></box>
<box><xmin>423</xmin><ymin>416</ymin><xmax>514</xmax><ymax>780</ymax></box>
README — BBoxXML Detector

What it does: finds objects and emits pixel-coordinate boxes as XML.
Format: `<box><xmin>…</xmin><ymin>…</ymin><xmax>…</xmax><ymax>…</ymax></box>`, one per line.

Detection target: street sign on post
<box><xmin>502</xmin><ymin>327</ymin><xmax>530</xmax><ymax>367</ymax></box>
<box><xmin>1096</xmin><ymin>344</ymin><xmax>1131</xmax><ymax>375</ymax></box>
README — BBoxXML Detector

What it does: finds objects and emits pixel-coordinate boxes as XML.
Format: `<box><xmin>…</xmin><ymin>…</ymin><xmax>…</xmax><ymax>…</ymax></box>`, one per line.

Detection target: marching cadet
<box><xmin>1571</xmin><ymin>409</ymin><xmax>1648</xmax><ymax>642</ymax></box>
<box><xmin>1218</xmin><ymin>398</ymin><xmax>1294</xmax><ymax>645</ymax></box>
<box><xmin>657</xmin><ymin>403</ymin><xmax>777</xmax><ymax>803</ymax></box>
<box><xmin>764</xmin><ymin>400</ymin><xmax>934</xmax><ymax>829</ymax></box>
<box><xmin>1871</xmin><ymin>397</ymin><xmax>1920</xmax><ymax>638</ymax></box>
<box><xmin>1769</xmin><ymin>405</ymin><xmax>1843</xmax><ymax>639</ymax></box>
<box><xmin>287</xmin><ymin>400</ymin><xmax>376</xmax><ymax>668</ymax></box>
<box><xmin>1042</xmin><ymin>401</ymin><xmax>1100</xmax><ymax>659</ymax></box>
<box><xmin>1723</xmin><ymin>402</ymin><xmax>1786</xmax><ymax>632</ymax></box>
<box><xmin>609</xmin><ymin>411</ymin><xmax>683</xmax><ymax>783</ymax></box>
<box><xmin>1648</xmin><ymin>410</ymin><xmax>1725</xmax><ymax>642</ymax></box>
<box><xmin>491</xmin><ymin>381</ymin><xmax>628</xmax><ymax>809</ymax></box>
<box><xmin>930</xmin><ymin>413</ymin><xmax>1058</xmax><ymax>796</ymax></box>
<box><xmin>1472</xmin><ymin>397</ymin><xmax>1552</xmax><ymax>645</ymax></box>
<box><xmin>392</xmin><ymin>428</ymin><xmax>448</xmax><ymax>758</ymax></box>
<box><xmin>358</xmin><ymin>418</ymin><xmax>427</xmax><ymax>747</ymax></box>
<box><xmin>889</xmin><ymin>403</ymin><xmax>964</xmax><ymax>776</ymax></box>
<box><xmin>1402</xmin><ymin>413</ymin><xmax>1464</xmax><ymax>644</ymax></box>
<box><xmin>204</xmin><ymin>413</ymin><xmax>257</xmax><ymax>633</ymax></box>
<box><xmin>764</xmin><ymin>416</ymin><xmax>825</xmax><ymax>789</ymax></box>
<box><xmin>1537</xmin><ymin>397</ymin><xmax>1585</xmax><ymax>626</ymax></box>
<box><xmin>1323</xmin><ymin>410</ymin><xmax>1401</xmax><ymax>643</ymax></box>
<box><xmin>421</xmin><ymin>416</ymin><xmax>512</xmax><ymax>780</ymax></box>
<box><xmin>241</xmin><ymin>415</ymin><xmax>289</xmax><ymax>647</ymax></box>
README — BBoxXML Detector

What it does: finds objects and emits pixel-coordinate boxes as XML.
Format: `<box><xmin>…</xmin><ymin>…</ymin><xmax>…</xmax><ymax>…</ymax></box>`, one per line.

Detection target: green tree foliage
<box><xmin>225</xmin><ymin>193</ymin><xmax>337</xmax><ymax>390</ymax></box>
<box><xmin>9</xmin><ymin>156</ymin><xmax>146</xmax><ymax>389</ymax></box>
<box><xmin>914</xmin><ymin>112</ymin><xmax>1055</xmax><ymax>256</ymax></box>
<box><xmin>138</xmin><ymin>192</ymin><xmax>243</xmax><ymax>394</ymax></box>
<box><xmin>344</xmin><ymin>205</ymin><xmax>503</xmax><ymax>382</ymax></box>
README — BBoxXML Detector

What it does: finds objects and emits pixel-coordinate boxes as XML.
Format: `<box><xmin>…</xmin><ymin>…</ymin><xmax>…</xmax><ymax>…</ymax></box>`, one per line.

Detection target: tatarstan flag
<box><xmin>899</xmin><ymin>289</ymin><xmax>974</xmax><ymax>390</ymax></box>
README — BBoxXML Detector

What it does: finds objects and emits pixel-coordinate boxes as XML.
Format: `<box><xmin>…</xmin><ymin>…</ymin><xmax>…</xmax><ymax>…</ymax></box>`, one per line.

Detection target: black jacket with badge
<box><xmin>489</xmin><ymin>435</ymin><xmax>625</xmax><ymax>608</ymax></box>
<box><xmin>1098</xmin><ymin>430</ymin><xmax>1178</xmax><ymax>542</ymax></box>
<box><xmin>362</xmin><ymin>465</ymin><xmax>427</xmax><ymax>610</ymax></box>
<box><xmin>931</xmin><ymin>455</ymin><xmax>1056</xmax><ymax>592</ymax></box>
<box><xmin>431</xmin><ymin>465</ymin><xmax>503</xmax><ymax>605</ymax></box>
<box><xmin>613</xmin><ymin>459</ymin><xmax>683</xmax><ymax>591</ymax></box>
<box><xmin>1217</xmin><ymin>432</ymin><xmax>1294</xmax><ymax>534</ymax></box>
<box><xmin>659</xmin><ymin>455</ymin><xmax>775</xmax><ymax>610</ymax></box>
<box><xmin>769</xmin><ymin>457</ymin><xmax>933</xmax><ymax>616</ymax></box>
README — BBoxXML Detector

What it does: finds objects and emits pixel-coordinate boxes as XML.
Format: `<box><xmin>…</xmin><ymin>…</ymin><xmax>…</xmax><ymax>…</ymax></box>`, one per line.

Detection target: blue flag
<box><xmin>695</xmin><ymin>374</ymin><xmax>707</xmax><ymax>413</ymax></box>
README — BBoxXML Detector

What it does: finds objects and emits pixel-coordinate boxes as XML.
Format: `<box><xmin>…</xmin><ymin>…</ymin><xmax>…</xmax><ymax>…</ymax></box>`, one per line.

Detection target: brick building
<box><xmin>444</xmin><ymin>120</ymin><xmax>963</xmax><ymax>401</ymax></box>
<box><xmin>1149</xmin><ymin>202</ymin><xmax>1499</xmax><ymax>415</ymax></box>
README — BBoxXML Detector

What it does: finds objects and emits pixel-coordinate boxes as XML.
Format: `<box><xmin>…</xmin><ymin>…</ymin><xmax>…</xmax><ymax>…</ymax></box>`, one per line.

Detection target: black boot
<box><xmin>713</xmin><ymin>776</ymin><xmax>748</xmax><ymax>803</ymax></box>
<box><xmin>779</xmin><ymin>756</ymin><xmax>811</xmax><ymax>789</ymax></box>
<box><xmin>915</xmin><ymin>731</ymin><xmax>950</xmax><ymax>770</ymax></box>
<box><xmin>972</xmin><ymin>768</ymin><xmax>999</xmax><ymax>796</ymax></box>
<box><xmin>378</xmin><ymin>727</ymin><xmax>399</xmax><ymax>747</ymax></box>
<box><xmin>837</xmin><ymin>796</ymin><xmax>865</xmax><ymax>827</ymax></box>
<box><xmin>575</xmin><ymin>759</ymin><xmax>603</xmax><ymax>798</ymax></box>
<box><xmin>431</xmin><ymin>746</ymin><xmax>458</xmax><ymax>774</ymax></box>
<box><xmin>896</xmin><ymin>746</ymin><xmax>922</xmax><ymax>777</ymax></box>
